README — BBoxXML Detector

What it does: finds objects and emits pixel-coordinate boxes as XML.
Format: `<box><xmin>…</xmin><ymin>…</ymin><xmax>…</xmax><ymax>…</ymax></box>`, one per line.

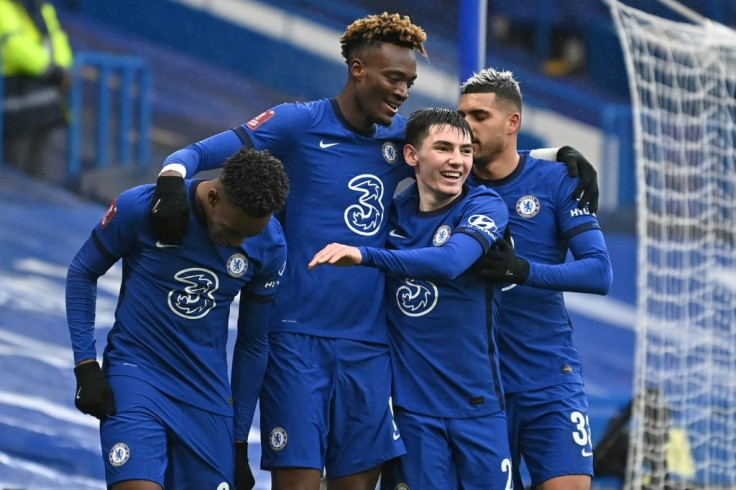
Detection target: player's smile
<box><xmin>373</xmin><ymin>95</ymin><xmax>405</xmax><ymax>125</ymax></box>
<box><xmin>440</xmin><ymin>170</ymin><xmax>463</xmax><ymax>181</ymax></box>
<box><xmin>384</xmin><ymin>100</ymin><xmax>399</xmax><ymax>115</ymax></box>
<box><xmin>434</xmin><ymin>164</ymin><xmax>467</xmax><ymax>195</ymax></box>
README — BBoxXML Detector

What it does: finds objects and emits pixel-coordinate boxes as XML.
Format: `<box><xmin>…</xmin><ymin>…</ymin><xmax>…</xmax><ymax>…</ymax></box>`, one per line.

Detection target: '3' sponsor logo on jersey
<box><xmin>344</xmin><ymin>174</ymin><xmax>384</xmax><ymax>236</ymax></box>
<box><xmin>168</xmin><ymin>268</ymin><xmax>219</xmax><ymax>319</ymax></box>
<box><xmin>396</xmin><ymin>279</ymin><xmax>438</xmax><ymax>317</ymax></box>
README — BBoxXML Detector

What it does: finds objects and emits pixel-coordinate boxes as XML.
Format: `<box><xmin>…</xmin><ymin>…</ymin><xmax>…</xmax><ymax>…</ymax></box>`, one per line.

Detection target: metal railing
<box><xmin>1</xmin><ymin>50</ymin><xmax>152</xmax><ymax>182</ymax></box>
<box><xmin>68</xmin><ymin>51</ymin><xmax>152</xmax><ymax>182</ymax></box>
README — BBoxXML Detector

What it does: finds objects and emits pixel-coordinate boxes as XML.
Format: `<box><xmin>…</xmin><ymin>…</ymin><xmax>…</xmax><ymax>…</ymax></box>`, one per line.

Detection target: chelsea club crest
<box><xmin>226</xmin><ymin>253</ymin><xmax>248</xmax><ymax>277</ymax></box>
<box><xmin>516</xmin><ymin>195</ymin><xmax>541</xmax><ymax>218</ymax></box>
<box><xmin>382</xmin><ymin>141</ymin><xmax>399</xmax><ymax>164</ymax></box>
<box><xmin>432</xmin><ymin>225</ymin><xmax>452</xmax><ymax>246</ymax></box>
<box><xmin>269</xmin><ymin>426</ymin><xmax>288</xmax><ymax>451</ymax></box>
<box><xmin>109</xmin><ymin>442</ymin><xmax>130</xmax><ymax>467</ymax></box>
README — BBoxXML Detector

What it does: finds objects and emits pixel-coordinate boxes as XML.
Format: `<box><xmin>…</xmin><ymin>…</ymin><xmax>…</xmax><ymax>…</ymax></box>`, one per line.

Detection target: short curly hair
<box><xmin>340</xmin><ymin>12</ymin><xmax>427</xmax><ymax>63</ymax></box>
<box><xmin>219</xmin><ymin>147</ymin><xmax>289</xmax><ymax>217</ymax></box>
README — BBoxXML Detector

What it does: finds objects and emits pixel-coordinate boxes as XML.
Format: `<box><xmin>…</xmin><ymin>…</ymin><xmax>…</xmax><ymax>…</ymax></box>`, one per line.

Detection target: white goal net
<box><xmin>607</xmin><ymin>1</ymin><xmax>736</xmax><ymax>489</ymax></box>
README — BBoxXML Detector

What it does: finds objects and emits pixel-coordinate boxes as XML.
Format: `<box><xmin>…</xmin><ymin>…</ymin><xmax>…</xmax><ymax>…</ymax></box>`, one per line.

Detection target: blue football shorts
<box><xmin>505</xmin><ymin>383</ymin><xmax>594</xmax><ymax>487</ymax></box>
<box><xmin>100</xmin><ymin>375</ymin><xmax>234</xmax><ymax>489</ymax></box>
<box><xmin>381</xmin><ymin>408</ymin><xmax>513</xmax><ymax>490</ymax></box>
<box><xmin>259</xmin><ymin>332</ymin><xmax>405</xmax><ymax>479</ymax></box>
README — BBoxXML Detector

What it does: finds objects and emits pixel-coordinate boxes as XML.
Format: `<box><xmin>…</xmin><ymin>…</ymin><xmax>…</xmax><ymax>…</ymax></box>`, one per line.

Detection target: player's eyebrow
<box><xmin>461</xmin><ymin>108</ymin><xmax>490</xmax><ymax>117</ymax></box>
<box><xmin>432</xmin><ymin>140</ymin><xmax>472</xmax><ymax>150</ymax></box>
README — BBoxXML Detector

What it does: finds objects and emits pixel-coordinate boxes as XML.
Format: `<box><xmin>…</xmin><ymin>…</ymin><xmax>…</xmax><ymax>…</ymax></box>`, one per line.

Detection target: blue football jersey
<box><xmin>384</xmin><ymin>184</ymin><xmax>508</xmax><ymax>418</ymax></box>
<box><xmin>170</xmin><ymin>98</ymin><xmax>413</xmax><ymax>343</ymax></box>
<box><xmin>467</xmin><ymin>154</ymin><xmax>602</xmax><ymax>394</ymax></box>
<box><xmin>87</xmin><ymin>180</ymin><xmax>286</xmax><ymax>415</ymax></box>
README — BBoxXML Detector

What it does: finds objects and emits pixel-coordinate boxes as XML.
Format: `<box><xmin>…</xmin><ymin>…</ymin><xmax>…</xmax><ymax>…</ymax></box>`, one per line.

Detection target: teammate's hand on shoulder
<box><xmin>557</xmin><ymin>146</ymin><xmax>599</xmax><ymax>213</ymax></box>
<box><xmin>73</xmin><ymin>361</ymin><xmax>116</xmax><ymax>420</ymax></box>
<box><xmin>150</xmin><ymin>174</ymin><xmax>189</xmax><ymax>245</ymax></box>
<box><xmin>235</xmin><ymin>442</ymin><xmax>255</xmax><ymax>490</ymax></box>
<box><xmin>475</xmin><ymin>227</ymin><xmax>529</xmax><ymax>285</ymax></box>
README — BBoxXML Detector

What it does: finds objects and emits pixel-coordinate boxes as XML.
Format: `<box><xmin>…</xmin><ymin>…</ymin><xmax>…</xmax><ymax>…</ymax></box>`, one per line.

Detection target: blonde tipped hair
<box><xmin>460</xmin><ymin>68</ymin><xmax>522</xmax><ymax>110</ymax></box>
<box><xmin>340</xmin><ymin>12</ymin><xmax>427</xmax><ymax>63</ymax></box>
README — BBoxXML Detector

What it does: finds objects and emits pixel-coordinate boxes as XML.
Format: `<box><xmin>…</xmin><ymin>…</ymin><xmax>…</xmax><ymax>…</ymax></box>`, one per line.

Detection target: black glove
<box><xmin>73</xmin><ymin>361</ymin><xmax>116</xmax><ymax>420</ymax></box>
<box><xmin>557</xmin><ymin>146</ymin><xmax>599</xmax><ymax>213</ymax></box>
<box><xmin>235</xmin><ymin>442</ymin><xmax>255</xmax><ymax>490</ymax></box>
<box><xmin>150</xmin><ymin>175</ymin><xmax>189</xmax><ymax>245</ymax></box>
<box><xmin>477</xmin><ymin>227</ymin><xmax>530</xmax><ymax>285</ymax></box>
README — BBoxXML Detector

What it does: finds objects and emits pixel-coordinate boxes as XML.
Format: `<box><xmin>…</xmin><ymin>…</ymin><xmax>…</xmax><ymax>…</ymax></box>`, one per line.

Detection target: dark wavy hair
<box><xmin>219</xmin><ymin>147</ymin><xmax>289</xmax><ymax>217</ymax></box>
<box><xmin>405</xmin><ymin>107</ymin><xmax>472</xmax><ymax>148</ymax></box>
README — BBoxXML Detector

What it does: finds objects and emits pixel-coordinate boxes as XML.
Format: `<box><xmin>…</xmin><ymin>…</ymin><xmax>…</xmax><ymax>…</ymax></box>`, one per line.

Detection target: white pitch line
<box><xmin>564</xmin><ymin>292</ymin><xmax>637</xmax><ymax>331</ymax></box>
<box><xmin>0</xmin><ymin>328</ymin><xmax>74</xmax><ymax>368</ymax></box>
<box><xmin>0</xmin><ymin>450</ymin><xmax>106</xmax><ymax>490</ymax></box>
<box><xmin>0</xmin><ymin>390</ymin><xmax>98</xmax><ymax>428</ymax></box>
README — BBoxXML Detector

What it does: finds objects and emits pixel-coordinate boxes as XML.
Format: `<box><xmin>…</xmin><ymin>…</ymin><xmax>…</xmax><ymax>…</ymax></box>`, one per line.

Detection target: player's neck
<box><xmin>193</xmin><ymin>180</ymin><xmax>212</xmax><ymax>222</ymax></box>
<box><xmin>416</xmin><ymin>183</ymin><xmax>466</xmax><ymax>212</ymax></box>
<box><xmin>335</xmin><ymin>91</ymin><xmax>374</xmax><ymax>133</ymax></box>
<box><xmin>473</xmin><ymin>148</ymin><xmax>520</xmax><ymax>181</ymax></box>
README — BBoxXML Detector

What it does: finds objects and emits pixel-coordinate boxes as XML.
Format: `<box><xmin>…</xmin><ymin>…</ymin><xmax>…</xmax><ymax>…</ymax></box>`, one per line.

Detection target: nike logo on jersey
<box><xmin>155</xmin><ymin>241</ymin><xmax>179</xmax><ymax>248</ymax></box>
<box><xmin>393</xmin><ymin>430</ymin><xmax>401</xmax><ymax>441</ymax></box>
<box><xmin>319</xmin><ymin>140</ymin><xmax>339</xmax><ymax>149</ymax></box>
<box><xmin>581</xmin><ymin>448</ymin><xmax>593</xmax><ymax>457</ymax></box>
<box><xmin>389</xmin><ymin>229</ymin><xmax>407</xmax><ymax>239</ymax></box>
<box><xmin>76</xmin><ymin>387</ymin><xmax>82</xmax><ymax>400</ymax></box>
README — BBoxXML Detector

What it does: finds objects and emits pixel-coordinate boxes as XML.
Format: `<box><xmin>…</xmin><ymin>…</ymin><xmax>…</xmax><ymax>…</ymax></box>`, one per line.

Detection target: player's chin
<box><xmin>372</xmin><ymin>106</ymin><xmax>397</xmax><ymax>126</ymax></box>
<box><xmin>439</xmin><ymin>182</ymin><xmax>464</xmax><ymax>196</ymax></box>
<box><xmin>374</xmin><ymin>113</ymin><xmax>395</xmax><ymax>127</ymax></box>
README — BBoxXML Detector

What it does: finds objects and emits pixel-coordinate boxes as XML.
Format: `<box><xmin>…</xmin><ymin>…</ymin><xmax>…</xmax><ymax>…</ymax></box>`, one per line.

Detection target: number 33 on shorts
<box><xmin>571</xmin><ymin>411</ymin><xmax>593</xmax><ymax>457</ymax></box>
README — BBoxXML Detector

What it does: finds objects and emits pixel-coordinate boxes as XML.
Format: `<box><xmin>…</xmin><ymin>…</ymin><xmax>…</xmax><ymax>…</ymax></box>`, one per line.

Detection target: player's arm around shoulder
<box><xmin>239</xmin><ymin>99</ymin><xmax>321</xmax><ymax>153</ymax></box>
<box><xmin>462</xmin><ymin>185</ymin><xmax>510</xmax><ymax>247</ymax></box>
<box><xmin>523</xmin><ymin>174</ymin><xmax>612</xmax><ymax>294</ymax></box>
<box><xmin>529</xmin><ymin>146</ymin><xmax>600</xmax><ymax>212</ymax></box>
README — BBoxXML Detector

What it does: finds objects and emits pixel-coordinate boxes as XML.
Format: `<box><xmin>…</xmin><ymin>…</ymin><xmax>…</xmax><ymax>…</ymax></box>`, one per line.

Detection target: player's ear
<box><xmin>207</xmin><ymin>188</ymin><xmax>220</xmax><ymax>208</ymax></box>
<box><xmin>404</xmin><ymin>143</ymin><xmax>419</xmax><ymax>168</ymax></box>
<box><xmin>349</xmin><ymin>58</ymin><xmax>365</xmax><ymax>80</ymax></box>
<box><xmin>506</xmin><ymin>112</ymin><xmax>521</xmax><ymax>136</ymax></box>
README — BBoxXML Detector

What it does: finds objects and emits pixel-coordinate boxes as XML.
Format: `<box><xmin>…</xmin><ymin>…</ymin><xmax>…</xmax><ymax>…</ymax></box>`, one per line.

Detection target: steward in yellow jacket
<box><xmin>1</xmin><ymin>0</ymin><xmax>73</xmax><ymax>175</ymax></box>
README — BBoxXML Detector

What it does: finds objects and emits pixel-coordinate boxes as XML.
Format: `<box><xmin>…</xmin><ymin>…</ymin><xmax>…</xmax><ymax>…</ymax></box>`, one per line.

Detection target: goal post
<box><xmin>605</xmin><ymin>1</ymin><xmax>736</xmax><ymax>489</ymax></box>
